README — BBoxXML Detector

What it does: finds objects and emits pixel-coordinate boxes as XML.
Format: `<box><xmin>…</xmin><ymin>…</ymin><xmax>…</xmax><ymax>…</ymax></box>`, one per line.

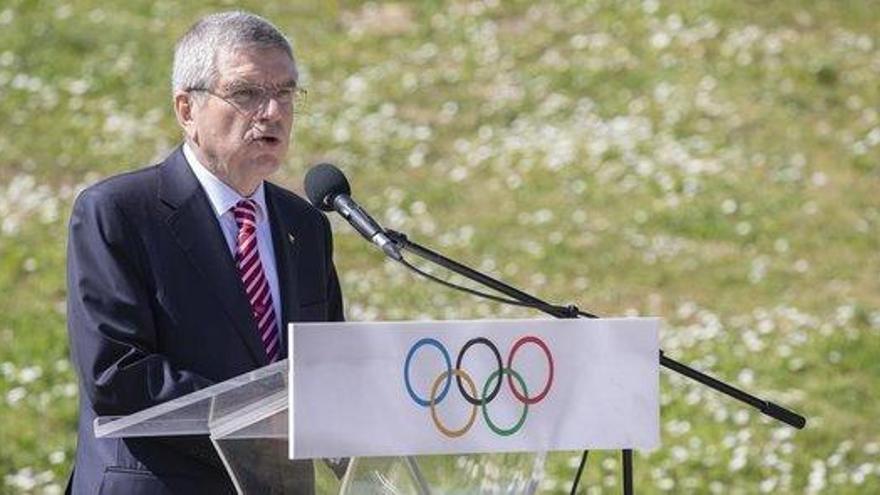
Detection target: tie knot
<box><xmin>233</xmin><ymin>200</ymin><xmax>258</xmax><ymax>229</ymax></box>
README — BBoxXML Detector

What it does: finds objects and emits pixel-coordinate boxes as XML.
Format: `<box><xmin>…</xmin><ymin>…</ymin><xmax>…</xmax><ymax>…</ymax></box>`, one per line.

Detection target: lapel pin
<box><xmin>288</xmin><ymin>233</ymin><xmax>296</xmax><ymax>245</ymax></box>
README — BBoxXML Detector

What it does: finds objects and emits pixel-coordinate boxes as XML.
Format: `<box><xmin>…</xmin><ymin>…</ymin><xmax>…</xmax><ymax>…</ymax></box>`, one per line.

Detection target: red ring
<box><xmin>506</xmin><ymin>335</ymin><xmax>554</xmax><ymax>404</ymax></box>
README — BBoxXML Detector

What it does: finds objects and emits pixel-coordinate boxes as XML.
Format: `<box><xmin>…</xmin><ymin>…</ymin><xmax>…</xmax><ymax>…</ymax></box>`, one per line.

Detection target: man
<box><xmin>66</xmin><ymin>11</ymin><xmax>342</xmax><ymax>494</ymax></box>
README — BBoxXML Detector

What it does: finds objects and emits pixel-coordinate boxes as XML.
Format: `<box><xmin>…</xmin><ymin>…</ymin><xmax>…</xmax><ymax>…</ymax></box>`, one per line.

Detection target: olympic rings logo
<box><xmin>403</xmin><ymin>335</ymin><xmax>554</xmax><ymax>437</ymax></box>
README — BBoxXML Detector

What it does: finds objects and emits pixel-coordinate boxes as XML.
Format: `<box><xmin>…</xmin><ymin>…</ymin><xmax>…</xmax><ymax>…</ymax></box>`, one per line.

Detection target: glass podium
<box><xmin>95</xmin><ymin>360</ymin><xmax>547</xmax><ymax>494</ymax></box>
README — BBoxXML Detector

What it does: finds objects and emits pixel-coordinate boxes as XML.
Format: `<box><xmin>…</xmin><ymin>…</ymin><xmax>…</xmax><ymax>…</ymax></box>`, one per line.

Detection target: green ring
<box><xmin>480</xmin><ymin>367</ymin><xmax>529</xmax><ymax>436</ymax></box>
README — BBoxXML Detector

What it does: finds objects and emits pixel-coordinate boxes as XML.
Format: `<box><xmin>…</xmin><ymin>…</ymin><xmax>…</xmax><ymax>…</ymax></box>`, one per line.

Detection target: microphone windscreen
<box><xmin>305</xmin><ymin>163</ymin><xmax>351</xmax><ymax>212</ymax></box>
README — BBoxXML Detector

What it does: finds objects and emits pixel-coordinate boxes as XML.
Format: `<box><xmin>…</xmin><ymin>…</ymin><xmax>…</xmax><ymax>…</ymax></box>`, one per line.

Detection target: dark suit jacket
<box><xmin>66</xmin><ymin>146</ymin><xmax>343</xmax><ymax>494</ymax></box>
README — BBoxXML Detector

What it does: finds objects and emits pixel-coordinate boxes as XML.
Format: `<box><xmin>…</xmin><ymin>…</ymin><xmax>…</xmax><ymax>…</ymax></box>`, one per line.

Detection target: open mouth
<box><xmin>253</xmin><ymin>136</ymin><xmax>280</xmax><ymax>145</ymax></box>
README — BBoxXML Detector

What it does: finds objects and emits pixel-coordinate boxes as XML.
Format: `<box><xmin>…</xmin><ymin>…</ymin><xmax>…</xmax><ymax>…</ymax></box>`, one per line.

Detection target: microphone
<box><xmin>304</xmin><ymin>163</ymin><xmax>402</xmax><ymax>260</ymax></box>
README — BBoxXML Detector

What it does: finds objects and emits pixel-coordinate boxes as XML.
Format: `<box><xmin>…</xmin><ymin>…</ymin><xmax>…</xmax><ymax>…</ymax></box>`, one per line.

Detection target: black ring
<box><xmin>455</xmin><ymin>337</ymin><xmax>503</xmax><ymax>406</ymax></box>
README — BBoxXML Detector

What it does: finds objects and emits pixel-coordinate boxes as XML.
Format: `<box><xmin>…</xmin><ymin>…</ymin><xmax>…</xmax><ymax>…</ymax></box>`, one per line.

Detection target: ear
<box><xmin>173</xmin><ymin>90</ymin><xmax>198</xmax><ymax>142</ymax></box>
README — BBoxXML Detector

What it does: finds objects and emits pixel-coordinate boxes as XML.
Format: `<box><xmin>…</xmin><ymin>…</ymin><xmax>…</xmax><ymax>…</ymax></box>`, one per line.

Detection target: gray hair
<box><xmin>172</xmin><ymin>11</ymin><xmax>294</xmax><ymax>94</ymax></box>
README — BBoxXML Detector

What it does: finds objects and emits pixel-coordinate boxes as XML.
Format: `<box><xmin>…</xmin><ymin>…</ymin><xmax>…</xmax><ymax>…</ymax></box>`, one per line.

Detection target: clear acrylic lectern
<box><xmin>94</xmin><ymin>360</ymin><xmax>547</xmax><ymax>494</ymax></box>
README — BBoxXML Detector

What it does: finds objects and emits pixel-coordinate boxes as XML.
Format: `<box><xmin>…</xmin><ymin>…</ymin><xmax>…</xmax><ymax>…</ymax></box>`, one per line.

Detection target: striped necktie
<box><xmin>232</xmin><ymin>199</ymin><xmax>280</xmax><ymax>362</ymax></box>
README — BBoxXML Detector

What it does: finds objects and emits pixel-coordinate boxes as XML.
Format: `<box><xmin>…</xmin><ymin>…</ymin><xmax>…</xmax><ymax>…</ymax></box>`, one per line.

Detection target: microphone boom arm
<box><xmin>385</xmin><ymin>229</ymin><xmax>806</xmax><ymax>429</ymax></box>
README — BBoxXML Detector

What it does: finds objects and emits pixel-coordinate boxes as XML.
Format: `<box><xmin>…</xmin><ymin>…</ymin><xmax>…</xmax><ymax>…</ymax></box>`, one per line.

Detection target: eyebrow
<box><xmin>224</xmin><ymin>79</ymin><xmax>299</xmax><ymax>92</ymax></box>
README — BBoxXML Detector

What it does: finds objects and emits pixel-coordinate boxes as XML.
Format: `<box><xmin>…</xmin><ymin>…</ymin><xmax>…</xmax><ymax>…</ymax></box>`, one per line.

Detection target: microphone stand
<box><xmin>384</xmin><ymin>229</ymin><xmax>806</xmax><ymax>495</ymax></box>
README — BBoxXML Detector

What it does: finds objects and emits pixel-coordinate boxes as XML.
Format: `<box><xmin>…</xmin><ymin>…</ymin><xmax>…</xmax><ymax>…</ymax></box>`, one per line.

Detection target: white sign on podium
<box><xmin>289</xmin><ymin>318</ymin><xmax>660</xmax><ymax>460</ymax></box>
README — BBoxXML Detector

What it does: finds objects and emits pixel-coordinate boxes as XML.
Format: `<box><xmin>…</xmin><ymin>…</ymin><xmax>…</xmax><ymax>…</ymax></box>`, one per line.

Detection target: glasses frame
<box><xmin>187</xmin><ymin>84</ymin><xmax>308</xmax><ymax>117</ymax></box>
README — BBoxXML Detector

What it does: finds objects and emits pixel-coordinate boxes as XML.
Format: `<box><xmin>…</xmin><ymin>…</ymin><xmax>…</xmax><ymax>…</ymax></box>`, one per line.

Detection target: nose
<box><xmin>254</xmin><ymin>95</ymin><xmax>288</xmax><ymax>122</ymax></box>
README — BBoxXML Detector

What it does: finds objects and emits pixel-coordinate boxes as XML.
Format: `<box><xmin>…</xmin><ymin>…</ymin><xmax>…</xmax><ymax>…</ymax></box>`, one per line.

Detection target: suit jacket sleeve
<box><xmin>67</xmin><ymin>187</ymin><xmax>212</xmax><ymax>416</ymax></box>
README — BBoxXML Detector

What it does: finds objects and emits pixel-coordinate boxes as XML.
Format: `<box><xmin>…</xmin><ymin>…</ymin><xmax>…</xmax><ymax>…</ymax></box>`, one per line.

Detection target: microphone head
<box><xmin>304</xmin><ymin>162</ymin><xmax>351</xmax><ymax>212</ymax></box>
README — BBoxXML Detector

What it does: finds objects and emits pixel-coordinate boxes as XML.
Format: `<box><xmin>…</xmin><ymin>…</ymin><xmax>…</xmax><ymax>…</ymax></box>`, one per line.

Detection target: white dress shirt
<box><xmin>183</xmin><ymin>143</ymin><xmax>282</xmax><ymax>335</ymax></box>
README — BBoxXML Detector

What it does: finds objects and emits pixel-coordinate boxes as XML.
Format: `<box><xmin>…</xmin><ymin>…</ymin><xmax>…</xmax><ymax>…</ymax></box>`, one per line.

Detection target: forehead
<box><xmin>215</xmin><ymin>46</ymin><xmax>298</xmax><ymax>87</ymax></box>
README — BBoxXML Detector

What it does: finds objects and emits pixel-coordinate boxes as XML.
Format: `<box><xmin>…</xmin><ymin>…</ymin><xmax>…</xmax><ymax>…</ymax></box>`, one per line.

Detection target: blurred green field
<box><xmin>1</xmin><ymin>0</ymin><xmax>878</xmax><ymax>493</ymax></box>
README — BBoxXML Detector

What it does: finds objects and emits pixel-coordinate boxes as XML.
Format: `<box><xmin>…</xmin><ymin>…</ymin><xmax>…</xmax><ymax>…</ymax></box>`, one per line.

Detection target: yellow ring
<box><xmin>429</xmin><ymin>369</ymin><xmax>478</xmax><ymax>438</ymax></box>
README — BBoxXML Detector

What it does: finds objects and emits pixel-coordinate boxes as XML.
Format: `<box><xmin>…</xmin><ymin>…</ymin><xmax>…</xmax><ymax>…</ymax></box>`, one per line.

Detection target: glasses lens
<box><xmin>232</xmin><ymin>88</ymin><xmax>262</xmax><ymax>112</ymax></box>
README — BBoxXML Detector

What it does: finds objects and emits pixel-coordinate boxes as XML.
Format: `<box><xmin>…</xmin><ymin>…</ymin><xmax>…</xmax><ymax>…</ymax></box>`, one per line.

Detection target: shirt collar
<box><xmin>183</xmin><ymin>142</ymin><xmax>268</xmax><ymax>221</ymax></box>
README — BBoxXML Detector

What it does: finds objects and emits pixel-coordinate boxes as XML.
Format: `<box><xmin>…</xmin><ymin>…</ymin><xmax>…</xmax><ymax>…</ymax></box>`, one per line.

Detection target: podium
<box><xmin>95</xmin><ymin>318</ymin><xmax>662</xmax><ymax>493</ymax></box>
<box><xmin>95</xmin><ymin>359</ymin><xmax>549</xmax><ymax>494</ymax></box>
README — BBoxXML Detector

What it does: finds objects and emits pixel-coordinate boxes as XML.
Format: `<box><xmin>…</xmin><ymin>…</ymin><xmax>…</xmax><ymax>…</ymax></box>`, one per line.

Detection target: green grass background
<box><xmin>1</xmin><ymin>0</ymin><xmax>878</xmax><ymax>493</ymax></box>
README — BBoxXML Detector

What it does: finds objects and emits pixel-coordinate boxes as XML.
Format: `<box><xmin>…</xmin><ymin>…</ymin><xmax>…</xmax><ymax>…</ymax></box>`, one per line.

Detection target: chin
<box><xmin>251</xmin><ymin>149</ymin><xmax>285</xmax><ymax>169</ymax></box>
<box><xmin>255</xmin><ymin>158</ymin><xmax>282</xmax><ymax>175</ymax></box>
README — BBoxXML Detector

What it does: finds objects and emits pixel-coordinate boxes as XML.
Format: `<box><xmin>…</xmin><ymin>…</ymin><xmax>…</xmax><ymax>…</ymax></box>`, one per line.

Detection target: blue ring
<box><xmin>404</xmin><ymin>338</ymin><xmax>452</xmax><ymax>407</ymax></box>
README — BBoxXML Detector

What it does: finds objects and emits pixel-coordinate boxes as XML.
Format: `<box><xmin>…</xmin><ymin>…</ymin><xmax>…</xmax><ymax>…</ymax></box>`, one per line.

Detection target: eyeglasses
<box><xmin>188</xmin><ymin>84</ymin><xmax>307</xmax><ymax>116</ymax></box>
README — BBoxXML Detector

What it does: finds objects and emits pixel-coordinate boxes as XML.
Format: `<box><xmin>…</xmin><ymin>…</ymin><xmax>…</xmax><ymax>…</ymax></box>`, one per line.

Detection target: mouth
<box><xmin>252</xmin><ymin>135</ymin><xmax>281</xmax><ymax>146</ymax></box>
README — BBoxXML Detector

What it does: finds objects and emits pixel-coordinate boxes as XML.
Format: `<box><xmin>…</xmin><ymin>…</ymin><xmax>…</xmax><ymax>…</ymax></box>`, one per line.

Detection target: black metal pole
<box><xmin>660</xmin><ymin>353</ymin><xmax>806</xmax><ymax>428</ymax></box>
<box><xmin>622</xmin><ymin>450</ymin><xmax>633</xmax><ymax>495</ymax></box>
<box><xmin>569</xmin><ymin>450</ymin><xmax>589</xmax><ymax>494</ymax></box>
<box><xmin>386</xmin><ymin>230</ymin><xmax>590</xmax><ymax>319</ymax></box>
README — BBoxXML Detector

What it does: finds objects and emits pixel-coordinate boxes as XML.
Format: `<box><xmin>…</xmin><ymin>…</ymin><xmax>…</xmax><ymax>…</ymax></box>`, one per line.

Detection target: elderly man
<box><xmin>66</xmin><ymin>11</ymin><xmax>342</xmax><ymax>494</ymax></box>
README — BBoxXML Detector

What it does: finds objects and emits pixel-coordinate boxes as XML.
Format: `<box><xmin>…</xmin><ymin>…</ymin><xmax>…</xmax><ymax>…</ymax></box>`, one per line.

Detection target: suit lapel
<box><xmin>265</xmin><ymin>183</ymin><xmax>299</xmax><ymax>359</ymax></box>
<box><xmin>158</xmin><ymin>147</ymin><xmax>269</xmax><ymax>367</ymax></box>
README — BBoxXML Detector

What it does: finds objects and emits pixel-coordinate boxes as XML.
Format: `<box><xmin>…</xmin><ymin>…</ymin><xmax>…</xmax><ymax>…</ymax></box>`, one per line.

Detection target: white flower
<box><xmin>721</xmin><ymin>199</ymin><xmax>738</xmax><ymax>215</ymax></box>
<box><xmin>6</xmin><ymin>386</ymin><xmax>26</xmax><ymax>405</ymax></box>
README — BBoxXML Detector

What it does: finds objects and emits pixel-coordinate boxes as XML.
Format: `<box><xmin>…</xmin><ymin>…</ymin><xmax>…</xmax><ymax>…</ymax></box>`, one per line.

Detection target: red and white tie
<box><xmin>232</xmin><ymin>199</ymin><xmax>280</xmax><ymax>362</ymax></box>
